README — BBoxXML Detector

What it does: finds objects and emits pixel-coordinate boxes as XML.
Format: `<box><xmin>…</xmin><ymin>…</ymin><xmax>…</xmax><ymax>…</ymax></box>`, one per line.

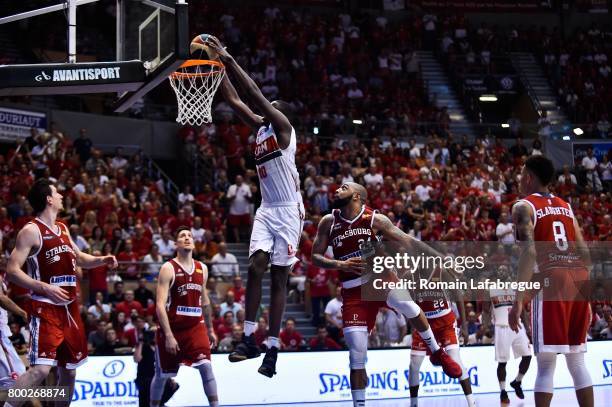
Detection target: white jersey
<box><xmin>490</xmin><ymin>288</ymin><xmax>515</xmax><ymax>326</ymax></box>
<box><xmin>254</xmin><ymin>124</ymin><xmax>301</xmax><ymax>204</ymax></box>
<box><xmin>0</xmin><ymin>281</ymin><xmax>9</xmax><ymax>337</ymax></box>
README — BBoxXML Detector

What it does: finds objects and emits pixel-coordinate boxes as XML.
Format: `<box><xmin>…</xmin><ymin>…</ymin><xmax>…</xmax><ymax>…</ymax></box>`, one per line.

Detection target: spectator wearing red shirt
<box><xmin>117</xmin><ymin>239</ymin><xmax>140</xmax><ymax>278</ymax></box>
<box><xmin>254</xmin><ymin>317</ymin><xmax>269</xmax><ymax>348</ymax></box>
<box><xmin>280</xmin><ymin>318</ymin><xmax>304</xmax><ymax>351</ymax></box>
<box><xmin>115</xmin><ymin>290</ymin><xmax>144</xmax><ymax>316</ymax></box>
<box><xmin>231</xmin><ymin>276</ymin><xmax>246</xmax><ymax>304</ymax></box>
<box><xmin>307</xmin><ymin>264</ymin><xmax>334</xmax><ymax>326</ymax></box>
<box><xmin>131</xmin><ymin>224</ymin><xmax>152</xmax><ymax>258</ymax></box>
<box><xmin>309</xmin><ymin>326</ymin><xmax>342</xmax><ymax>351</ymax></box>
<box><xmin>215</xmin><ymin>311</ymin><xmax>235</xmax><ymax>339</ymax></box>
<box><xmin>88</xmin><ymin>250</ymin><xmax>110</xmax><ymax>304</ymax></box>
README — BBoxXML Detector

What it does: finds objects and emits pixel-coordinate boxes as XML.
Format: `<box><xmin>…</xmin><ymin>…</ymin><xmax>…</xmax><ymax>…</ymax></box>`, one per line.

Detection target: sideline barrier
<box><xmin>73</xmin><ymin>342</ymin><xmax>611</xmax><ymax>406</ymax></box>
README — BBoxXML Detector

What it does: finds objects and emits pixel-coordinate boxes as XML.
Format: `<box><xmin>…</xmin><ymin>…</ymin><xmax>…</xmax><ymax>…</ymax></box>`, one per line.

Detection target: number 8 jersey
<box><xmin>517</xmin><ymin>193</ymin><xmax>583</xmax><ymax>272</ymax></box>
<box><xmin>26</xmin><ymin>218</ymin><xmax>78</xmax><ymax>305</ymax></box>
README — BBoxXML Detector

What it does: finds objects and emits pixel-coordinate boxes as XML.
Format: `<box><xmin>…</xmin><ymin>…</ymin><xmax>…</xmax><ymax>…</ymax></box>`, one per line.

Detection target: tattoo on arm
<box><xmin>203</xmin><ymin>304</ymin><xmax>212</xmax><ymax>329</ymax></box>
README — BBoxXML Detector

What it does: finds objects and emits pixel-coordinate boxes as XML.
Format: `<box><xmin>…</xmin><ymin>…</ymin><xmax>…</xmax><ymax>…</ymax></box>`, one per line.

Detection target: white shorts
<box><xmin>249</xmin><ymin>202</ymin><xmax>304</xmax><ymax>267</ymax></box>
<box><xmin>494</xmin><ymin>325</ymin><xmax>532</xmax><ymax>363</ymax></box>
<box><xmin>0</xmin><ymin>330</ymin><xmax>25</xmax><ymax>390</ymax></box>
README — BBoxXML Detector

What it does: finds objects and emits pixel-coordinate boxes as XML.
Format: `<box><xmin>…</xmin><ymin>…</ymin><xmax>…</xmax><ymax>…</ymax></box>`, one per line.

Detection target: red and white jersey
<box><xmin>414</xmin><ymin>286</ymin><xmax>453</xmax><ymax>320</ymax></box>
<box><xmin>329</xmin><ymin>206</ymin><xmax>379</xmax><ymax>287</ymax></box>
<box><xmin>26</xmin><ymin>218</ymin><xmax>77</xmax><ymax>305</ymax></box>
<box><xmin>517</xmin><ymin>193</ymin><xmax>584</xmax><ymax>272</ymax></box>
<box><xmin>490</xmin><ymin>288</ymin><xmax>515</xmax><ymax>326</ymax></box>
<box><xmin>165</xmin><ymin>259</ymin><xmax>207</xmax><ymax>330</ymax></box>
<box><xmin>254</xmin><ymin>124</ymin><xmax>302</xmax><ymax>204</ymax></box>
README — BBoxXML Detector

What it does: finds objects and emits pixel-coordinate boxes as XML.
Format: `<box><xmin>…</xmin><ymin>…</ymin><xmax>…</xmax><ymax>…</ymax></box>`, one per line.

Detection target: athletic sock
<box><xmin>418</xmin><ymin>327</ymin><xmax>440</xmax><ymax>353</ymax></box>
<box><xmin>515</xmin><ymin>373</ymin><xmax>524</xmax><ymax>382</ymax></box>
<box><xmin>499</xmin><ymin>380</ymin><xmax>505</xmax><ymax>391</ymax></box>
<box><xmin>410</xmin><ymin>397</ymin><xmax>418</xmax><ymax>407</ymax></box>
<box><xmin>465</xmin><ymin>393</ymin><xmax>475</xmax><ymax>407</ymax></box>
<box><xmin>244</xmin><ymin>320</ymin><xmax>257</xmax><ymax>336</ymax></box>
<box><xmin>351</xmin><ymin>389</ymin><xmax>365</xmax><ymax>407</ymax></box>
<box><xmin>268</xmin><ymin>336</ymin><xmax>280</xmax><ymax>349</ymax></box>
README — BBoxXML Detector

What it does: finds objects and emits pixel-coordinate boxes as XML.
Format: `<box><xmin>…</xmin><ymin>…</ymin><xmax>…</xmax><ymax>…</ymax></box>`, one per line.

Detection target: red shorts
<box><xmin>29</xmin><ymin>300</ymin><xmax>88</xmax><ymax>369</ymax></box>
<box><xmin>341</xmin><ymin>286</ymin><xmax>388</xmax><ymax>331</ymax></box>
<box><xmin>228</xmin><ymin>214</ymin><xmax>251</xmax><ymax>227</ymax></box>
<box><xmin>411</xmin><ymin>311</ymin><xmax>458</xmax><ymax>356</ymax></box>
<box><xmin>531</xmin><ymin>269</ymin><xmax>591</xmax><ymax>354</ymax></box>
<box><xmin>155</xmin><ymin>322</ymin><xmax>211</xmax><ymax>376</ymax></box>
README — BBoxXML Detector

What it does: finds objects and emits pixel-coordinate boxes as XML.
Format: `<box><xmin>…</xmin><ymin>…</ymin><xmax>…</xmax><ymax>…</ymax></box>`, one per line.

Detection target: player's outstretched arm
<box><xmin>67</xmin><ymin>229</ymin><xmax>118</xmax><ymax>270</ymax></box>
<box><xmin>311</xmin><ymin>214</ymin><xmax>365</xmax><ymax>273</ymax></box>
<box><xmin>201</xmin><ymin>264</ymin><xmax>217</xmax><ymax>347</ymax></box>
<box><xmin>206</xmin><ymin>36</ymin><xmax>293</xmax><ymax>148</ymax></box>
<box><xmin>7</xmin><ymin>224</ymin><xmax>69</xmax><ymax>303</ymax></box>
<box><xmin>509</xmin><ymin>201</ymin><xmax>536</xmax><ymax>332</ymax></box>
<box><xmin>156</xmin><ymin>263</ymin><xmax>180</xmax><ymax>354</ymax></box>
<box><xmin>218</xmin><ymin>75</ymin><xmax>264</xmax><ymax>131</ymax></box>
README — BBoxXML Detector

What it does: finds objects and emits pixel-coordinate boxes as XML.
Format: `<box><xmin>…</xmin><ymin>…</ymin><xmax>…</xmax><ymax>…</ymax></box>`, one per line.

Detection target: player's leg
<box><xmin>446</xmin><ymin>348</ymin><xmax>475</xmax><ymax>407</ymax></box>
<box><xmin>345</xmin><ymin>327</ymin><xmax>368</xmax><ymax>407</ymax></box>
<box><xmin>386</xmin><ymin>289</ymin><xmax>461</xmax><ymax>378</ymax></box>
<box><xmin>565</xmin><ymin>352</ymin><xmax>593</xmax><ymax>407</ymax></box>
<box><xmin>494</xmin><ymin>325</ymin><xmax>511</xmax><ymax>403</ymax></box>
<box><xmin>408</xmin><ymin>350</ymin><xmax>425</xmax><ymax>407</ymax></box>
<box><xmin>257</xmin><ymin>263</ymin><xmax>289</xmax><ymax>377</ymax></box>
<box><xmin>151</xmin><ymin>331</ymin><xmax>179</xmax><ymax>407</ymax></box>
<box><xmin>509</xmin><ymin>327</ymin><xmax>532</xmax><ymax>400</ymax></box>
<box><xmin>3</xmin><ymin>365</ymin><xmax>53</xmax><ymax>407</ymax></box>
<box><xmin>55</xmin><ymin>367</ymin><xmax>76</xmax><ymax>407</ymax></box>
<box><xmin>194</xmin><ymin>360</ymin><xmax>219</xmax><ymax>407</ymax></box>
<box><xmin>533</xmin><ymin>352</ymin><xmax>556</xmax><ymax>407</ymax></box>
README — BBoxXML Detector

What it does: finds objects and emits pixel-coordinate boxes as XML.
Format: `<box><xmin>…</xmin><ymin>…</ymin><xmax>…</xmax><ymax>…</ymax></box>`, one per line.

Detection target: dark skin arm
<box><xmin>311</xmin><ymin>214</ymin><xmax>365</xmax><ymax>274</ymax></box>
<box><xmin>509</xmin><ymin>202</ymin><xmax>537</xmax><ymax>332</ymax></box>
<box><xmin>206</xmin><ymin>36</ymin><xmax>293</xmax><ymax>149</ymax></box>
<box><xmin>218</xmin><ymin>76</ymin><xmax>264</xmax><ymax>131</ymax></box>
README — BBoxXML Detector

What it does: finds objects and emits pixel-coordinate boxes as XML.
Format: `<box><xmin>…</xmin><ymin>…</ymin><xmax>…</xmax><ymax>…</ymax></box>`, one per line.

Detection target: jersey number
<box><xmin>258</xmin><ymin>166</ymin><xmax>267</xmax><ymax>178</ymax></box>
<box><xmin>552</xmin><ymin>221</ymin><xmax>568</xmax><ymax>251</ymax></box>
<box><xmin>433</xmin><ymin>299</ymin><xmax>447</xmax><ymax>310</ymax></box>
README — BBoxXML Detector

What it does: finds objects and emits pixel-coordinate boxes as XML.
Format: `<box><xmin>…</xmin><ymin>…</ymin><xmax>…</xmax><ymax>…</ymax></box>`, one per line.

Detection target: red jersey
<box><xmin>518</xmin><ymin>193</ymin><xmax>585</xmax><ymax>272</ymax></box>
<box><xmin>27</xmin><ymin>218</ymin><xmax>77</xmax><ymax>305</ymax></box>
<box><xmin>329</xmin><ymin>206</ymin><xmax>379</xmax><ymax>285</ymax></box>
<box><xmin>165</xmin><ymin>259</ymin><xmax>207</xmax><ymax>330</ymax></box>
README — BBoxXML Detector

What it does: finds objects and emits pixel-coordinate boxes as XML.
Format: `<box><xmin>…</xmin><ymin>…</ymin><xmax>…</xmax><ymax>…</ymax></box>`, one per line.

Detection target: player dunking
<box><xmin>151</xmin><ymin>226</ymin><xmax>219</xmax><ymax>407</ymax></box>
<box><xmin>6</xmin><ymin>179</ymin><xmax>117</xmax><ymax>406</ymax></box>
<box><xmin>408</xmin><ymin>282</ymin><xmax>475</xmax><ymax>407</ymax></box>
<box><xmin>509</xmin><ymin>156</ymin><xmax>593</xmax><ymax>407</ymax></box>
<box><xmin>311</xmin><ymin>182</ymin><xmax>461</xmax><ymax>407</ymax></box>
<box><xmin>205</xmin><ymin>36</ymin><xmax>304</xmax><ymax>377</ymax></box>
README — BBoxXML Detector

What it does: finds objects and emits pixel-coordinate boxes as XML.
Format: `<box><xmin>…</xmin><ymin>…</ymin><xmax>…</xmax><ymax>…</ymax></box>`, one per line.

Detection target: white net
<box><xmin>169</xmin><ymin>60</ymin><xmax>225</xmax><ymax>126</ymax></box>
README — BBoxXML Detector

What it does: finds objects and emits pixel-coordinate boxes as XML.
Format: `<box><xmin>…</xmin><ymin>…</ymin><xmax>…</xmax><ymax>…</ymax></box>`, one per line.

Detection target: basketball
<box><xmin>190</xmin><ymin>33</ymin><xmax>218</xmax><ymax>60</ymax></box>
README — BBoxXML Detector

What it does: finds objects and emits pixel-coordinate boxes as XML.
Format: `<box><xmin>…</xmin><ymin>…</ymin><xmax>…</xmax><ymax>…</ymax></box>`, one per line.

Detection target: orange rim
<box><xmin>169</xmin><ymin>59</ymin><xmax>225</xmax><ymax>79</ymax></box>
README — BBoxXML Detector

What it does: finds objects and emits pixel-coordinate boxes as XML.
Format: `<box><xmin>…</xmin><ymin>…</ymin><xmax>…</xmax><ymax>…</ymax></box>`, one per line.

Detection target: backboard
<box><xmin>0</xmin><ymin>0</ymin><xmax>189</xmax><ymax>112</ymax></box>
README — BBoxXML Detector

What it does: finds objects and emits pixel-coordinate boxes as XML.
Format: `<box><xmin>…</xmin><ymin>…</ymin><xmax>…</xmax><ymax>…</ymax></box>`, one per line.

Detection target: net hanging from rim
<box><xmin>169</xmin><ymin>60</ymin><xmax>225</xmax><ymax>126</ymax></box>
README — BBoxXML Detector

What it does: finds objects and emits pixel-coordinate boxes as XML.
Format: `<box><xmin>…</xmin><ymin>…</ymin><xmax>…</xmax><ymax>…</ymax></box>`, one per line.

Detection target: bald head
<box><xmin>346</xmin><ymin>182</ymin><xmax>367</xmax><ymax>203</ymax></box>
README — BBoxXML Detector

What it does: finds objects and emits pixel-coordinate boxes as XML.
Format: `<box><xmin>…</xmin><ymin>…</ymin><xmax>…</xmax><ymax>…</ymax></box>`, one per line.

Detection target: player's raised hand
<box><xmin>41</xmin><ymin>284</ymin><xmax>70</xmax><ymax>303</ymax></box>
<box><xmin>338</xmin><ymin>257</ymin><xmax>366</xmax><ymax>274</ymax></box>
<box><xmin>204</xmin><ymin>36</ymin><xmax>231</xmax><ymax>61</ymax></box>
<box><xmin>509</xmin><ymin>301</ymin><xmax>523</xmax><ymax>333</ymax></box>
<box><xmin>165</xmin><ymin>335</ymin><xmax>180</xmax><ymax>355</ymax></box>
<box><xmin>102</xmin><ymin>255</ymin><xmax>118</xmax><ymax>269</ymax></box>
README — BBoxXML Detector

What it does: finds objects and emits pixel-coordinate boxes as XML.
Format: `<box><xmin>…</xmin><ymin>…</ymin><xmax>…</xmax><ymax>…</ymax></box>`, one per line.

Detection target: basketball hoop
<box><xmin>169</xmin><ymin>59</ymin><xmax>225</xmax><ymax>126</ymax></box>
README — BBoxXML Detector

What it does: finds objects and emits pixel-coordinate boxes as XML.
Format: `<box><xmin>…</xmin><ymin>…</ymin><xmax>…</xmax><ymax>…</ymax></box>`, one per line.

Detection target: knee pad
<box><xmin>565</xmin><ymin>353</ymin><xmax>592</xmax><ymax>390</ymax></box>
<box><xmin>344</xmin><ymin>327</ymin><xmax>368</xmax><ymax>370</ymax></box>
<box><xmin>196</xmin><ymin>360</ymin><xmax>218</xmax><ymax>398</ymax></box>
<box><xmin>409</xmin><ymin>354</ymin><xmax>425</xmax><ymax>387</ymax></box>
<box><xmin>386</xmin><ymin>289</ymin><xmax>420</xmax><ymax>319</ymax></box>
<box><xmin>534</xmin><ymin>353</ymin><xmax>557</xmax><ymax>394</ymax></box>
<box><xmin>446</xmin><ymin>348</ymin><xmax>468</xmax><ymax>381</ymax></box>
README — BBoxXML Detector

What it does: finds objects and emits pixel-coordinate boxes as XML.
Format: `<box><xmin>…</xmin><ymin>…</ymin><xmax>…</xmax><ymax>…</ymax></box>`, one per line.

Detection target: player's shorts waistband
<box><xmin>342</xmin><ymin>274</ymin><xmax>372</xmax><ymax>289</ymax></box>
<box><xmin>260</xmin><ymin>201</ymin><xmax>302</xmax><ymax>208</ymax></box>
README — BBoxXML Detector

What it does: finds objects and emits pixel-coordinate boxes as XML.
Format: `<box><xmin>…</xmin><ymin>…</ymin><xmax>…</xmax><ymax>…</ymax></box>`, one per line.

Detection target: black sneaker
<box><xmin>510</xmin><ymin>380</ymin><xmax>524</xmax><ymax>399</ymax></box>
<box><xmin>228</xmin><ymin>333</ymin><xmax>261</xmax><ymax>362</ymax></box>
<box><xmin>161</xmin><ymin>380</ymin><xmax>179</xmax><ymax>405</ymax></box>
<box><xmin>500</xmin><ymin>389</ymin><xmax>510</xmax><ymax>404</ymax></box>
<box><xmin>257</xmin><ymin>347</ymin><xmax>278</xmax><ymax>378</ymax></box>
